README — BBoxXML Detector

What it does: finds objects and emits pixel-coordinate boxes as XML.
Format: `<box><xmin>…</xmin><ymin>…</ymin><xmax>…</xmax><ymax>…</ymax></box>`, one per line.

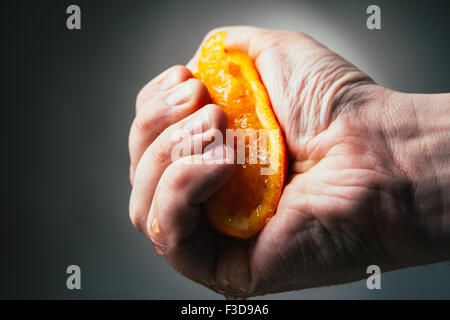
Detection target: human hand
<box><xmin>129</xmin><ymin>26</ymin><xmax>450</xmax><ymax>297</ymax></box>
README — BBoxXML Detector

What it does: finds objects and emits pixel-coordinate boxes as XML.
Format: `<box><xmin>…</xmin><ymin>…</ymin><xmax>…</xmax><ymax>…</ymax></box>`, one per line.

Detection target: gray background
<box><xmin>2</xmin><ymin>0</ymin><xmax>450</xmax><ymax>299</ymax></box>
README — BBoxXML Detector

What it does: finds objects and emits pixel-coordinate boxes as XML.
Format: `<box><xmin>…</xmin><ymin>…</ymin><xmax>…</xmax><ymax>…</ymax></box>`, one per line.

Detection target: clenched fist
<box><xmin>129</xmin><ymin>26</ymin><xmax>450</xmax><ymax>298</ymax></box>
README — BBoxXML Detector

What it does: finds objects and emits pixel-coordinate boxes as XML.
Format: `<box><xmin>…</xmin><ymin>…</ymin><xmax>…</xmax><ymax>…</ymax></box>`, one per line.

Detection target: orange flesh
<box><xmin>194</xmin><ymin>31</ymin><xmax>286</xmax><ymax>239</ymax></box>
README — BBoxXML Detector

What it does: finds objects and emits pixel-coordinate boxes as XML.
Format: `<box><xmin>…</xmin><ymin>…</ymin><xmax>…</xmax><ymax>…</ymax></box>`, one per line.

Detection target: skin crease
<box><xmin>129</xmin><ymin>26</ymin><xmax>450</xmax><ymax>298</ymax></box>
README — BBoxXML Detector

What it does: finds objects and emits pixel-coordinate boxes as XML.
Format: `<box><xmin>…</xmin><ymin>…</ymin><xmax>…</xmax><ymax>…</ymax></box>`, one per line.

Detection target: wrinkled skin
<box><xmin>129</xmin><ymin>26</ymin><xmax>449</xmax><ymax>297</ymax></box>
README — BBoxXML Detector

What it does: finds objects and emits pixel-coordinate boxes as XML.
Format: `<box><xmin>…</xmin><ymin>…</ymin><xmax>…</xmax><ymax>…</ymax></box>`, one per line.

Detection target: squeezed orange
<box><xmin>194</xmin><ymin>31</ymin><xmax>286</xmax><ymax>239</ymax></box>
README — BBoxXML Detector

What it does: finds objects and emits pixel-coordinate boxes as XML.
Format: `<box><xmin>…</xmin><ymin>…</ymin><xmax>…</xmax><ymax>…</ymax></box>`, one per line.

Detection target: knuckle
<box><xmin>282</xmin><ymin>29</ymin><xmax>306</xmax><ymax>39</ymax></box>
<box><xmin>149</xmin><ymin>137</ymin><xmax>171</xmax><ymax>164</ymax></box>
<box><xmin>187</xmin><ymin>78</ymin><xmax>204</xmax><ymax>91</ymax></box>
<box><xmin>204</xmin><ymin>104</ymin><xmax>228</xmax><ymax>129</ymax></box>
<box><xmin>136</xmin><ymin>65</ymin><xmax>191</xmax><ymax>110</ymax></box>
<box><xmin>187</xmin><ymin>78</ymin><xmax>210</xmax><ymax>101</ymax></box>
<box><xmin>128</xmin><ymin>200</ymin><xmax>141</xmax><ymax>230</ymax></box>
<box><xmin>166</xmin><ymin>65</ymin><xmax>191</xmax><ymax>84</ymax></box>
<box><xmin>134</xmin><ymin>113</ymin><xmax>151</xmax><ymax>135</ymax></box>
<box><xmin>129</xmin><ymin>199</ymin><xmax>153</xmax><ymax>236</ymax></box>
<box><xmin>136</xmin><ymin>85</ymin><xmax>149</xmax><ymax>109</ymax></box>
<box><xmin>134</xmin><ymin>102</ymin><xmax>167</xmax><ymax>134</ymax></box>
<box><xmin>171</xmin><ymin>64</ymin><xmax>189</xmax><ymax>74</ymax></box>
<box><xmin>163</xmin><ymin>163</ymin><xmax>192</xmax><ymax>193</ymax></box>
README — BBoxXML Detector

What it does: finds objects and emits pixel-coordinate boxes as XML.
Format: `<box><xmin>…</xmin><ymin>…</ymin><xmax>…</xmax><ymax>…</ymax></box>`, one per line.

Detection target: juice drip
<box><xmin>150</xmin><ymin>217</ymin><xmax>160</xmax><ymax>234</ymax></box>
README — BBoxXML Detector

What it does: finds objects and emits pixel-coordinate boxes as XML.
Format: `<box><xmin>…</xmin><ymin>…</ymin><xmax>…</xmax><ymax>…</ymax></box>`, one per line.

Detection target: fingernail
<box><xmin>159</xmin><ymin>68</ymin><xmax>179</xmax><ymax>91</ymax></box>
<box><xmin>183</xmin><ymin>109</ymin><xmax>211</xmax><ymax>135</ymax></box>
<box><xmin>165</xmin><ymin>82</ymin><xmax>192</xmax><ymax>106</ymax></box>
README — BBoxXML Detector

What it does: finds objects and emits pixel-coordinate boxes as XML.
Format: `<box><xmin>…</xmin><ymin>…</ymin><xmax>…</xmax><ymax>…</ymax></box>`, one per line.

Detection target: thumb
<box><xmin>187</xmin><ymin>26</ymin><xmax>322</xmax><ymax>70</ymax></box>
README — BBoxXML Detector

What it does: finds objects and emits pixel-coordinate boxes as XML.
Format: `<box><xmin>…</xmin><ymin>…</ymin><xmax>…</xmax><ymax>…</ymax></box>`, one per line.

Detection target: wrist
<box><xmin>362</xmin><ymin>87</ymin><xmax>450</xmax><ymax>261</ymax></box>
